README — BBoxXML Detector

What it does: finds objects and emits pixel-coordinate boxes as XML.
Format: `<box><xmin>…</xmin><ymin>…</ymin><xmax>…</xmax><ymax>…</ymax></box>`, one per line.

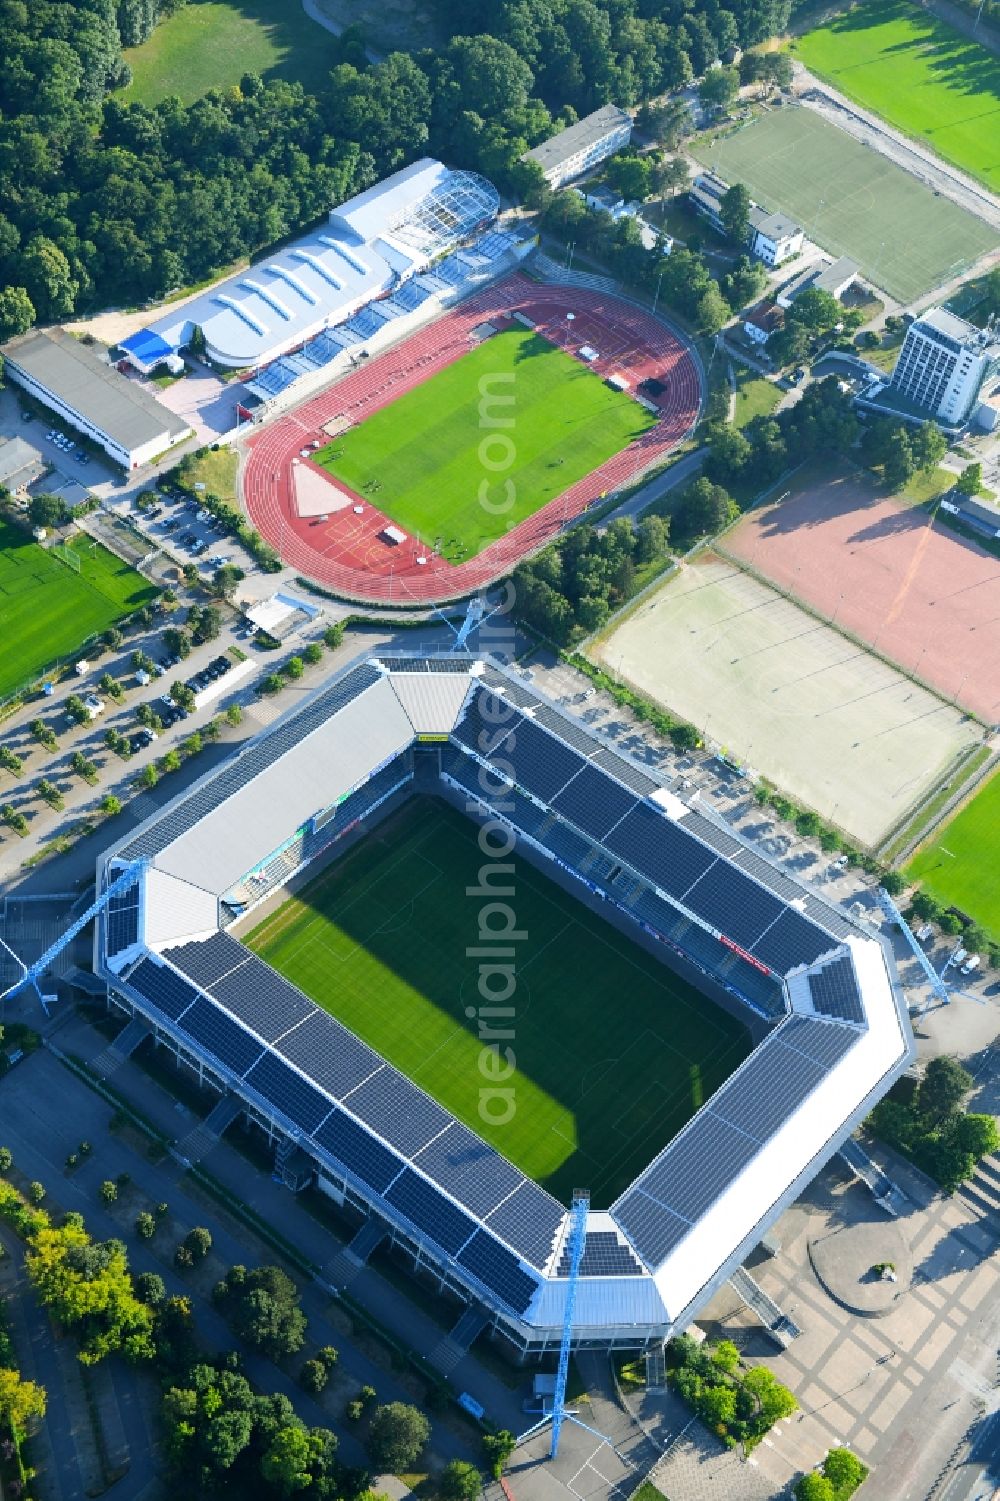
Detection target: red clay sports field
<box><xmin>241</xmin><ymin>273</ymin><xmax>701</xmax><ymax>604</ymax></box>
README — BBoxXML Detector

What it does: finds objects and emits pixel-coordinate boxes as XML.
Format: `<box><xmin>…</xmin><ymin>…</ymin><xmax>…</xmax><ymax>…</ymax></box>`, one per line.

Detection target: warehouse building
<box><xmin>0</xmin><ymin>329</ymin><xmax>190</xmax><ymax>471</ymax></box>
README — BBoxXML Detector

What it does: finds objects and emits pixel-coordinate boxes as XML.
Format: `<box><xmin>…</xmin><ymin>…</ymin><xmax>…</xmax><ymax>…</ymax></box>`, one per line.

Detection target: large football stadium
<box><xmin>94</xmin><ymin>656</ymin><xmax>912</xmax><ymax>1358</ymax></box>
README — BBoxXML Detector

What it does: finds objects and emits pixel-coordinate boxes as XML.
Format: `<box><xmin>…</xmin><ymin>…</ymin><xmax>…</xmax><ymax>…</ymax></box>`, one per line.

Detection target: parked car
<box><xmin>82</xmin><ymin>693</ymin><xmax>105</xmax><ymax>718</ymax></box>
<box><xmin>960</xmin><ymin>955</ymin><xmax>981</xmax><ymax>975</ymax></box>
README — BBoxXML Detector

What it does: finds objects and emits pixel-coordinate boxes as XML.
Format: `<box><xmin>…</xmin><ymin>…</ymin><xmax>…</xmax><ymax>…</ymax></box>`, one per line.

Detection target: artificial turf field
<box><xmin>906</xmin><ymin>770</ymin><xmax>1000</xmax><ymax>936</ymax></box>
<box><xmin>314</xmin><ymin>327</ymin><xmax>657</xmax><ymax>560</ymax></box>
<box><xmin>246</xmin><ymin>799</ymin><xmax>751</xmax><ymax>1206</ymax></box>
<box><xmin>690</xmin><ymin>106</ymin><xmax>997</xmax><ymax>303</ymax></box>
<box><xmin>795</xmin><ymin>0</ymin><xmax>1000</xmax><ymax>194</ymax></box>
<box><xmin>0</xmin><ymin>521</ymin><xmax>157</xmax><ymax>701</ymax></box>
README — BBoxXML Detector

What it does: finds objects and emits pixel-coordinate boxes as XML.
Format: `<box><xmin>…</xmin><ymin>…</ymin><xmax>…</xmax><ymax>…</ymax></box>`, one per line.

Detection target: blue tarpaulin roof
<box><xmin>120</xmin><ymin>329</ymin><xmax>175</xmax><ymax>364</ymax></box>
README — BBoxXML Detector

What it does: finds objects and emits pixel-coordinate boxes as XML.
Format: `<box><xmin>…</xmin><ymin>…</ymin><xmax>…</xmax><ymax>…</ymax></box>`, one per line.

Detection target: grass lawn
<box><xmin>123</xmin><ymin>0</ymin><xmax>339</xmax><ymax>106</ymax></box>
<box><xmin>794</xmin><ymin>0</ymin><xmax>1000</xmax><ymax>194</ymax></box>
<box><xmin>906</xmin><ymin>769</ymin><xmax>1000</xmax><ymax>934</ymax></box>
<box><xmin>732</xmin><ymin>369</ymin><xmax>782</xmax><ymax>429</ymax></box>
<box><xmin>315</xmin><ymin>328</ymin><xmax>657</xmax><ymax>561</ymax></box>
<box><xmin>180</xmin><ymin>447</ymin><xmax>239</xmax><ymax>505</ymax></box>
<box><xmin>690</xmin><ymin>106</ymin><xmax>997</xmax><ymax>303</ymax></box>
<box><xmin>0</xmin><ymin>522</ymin><xmax>157</xmax><ymax>701</ymax></box>
<box><xmin>246</xmin><ymin>799</ymin><xmax>751</xmax><ymax>1204</ymax></box>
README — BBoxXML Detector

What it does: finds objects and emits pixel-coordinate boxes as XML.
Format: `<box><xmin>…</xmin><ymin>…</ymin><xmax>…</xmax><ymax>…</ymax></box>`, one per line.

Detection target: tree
<box><xmin>135</xmin><ymin>1271</ymin><xmax>165</xmax><ymax>1304</ymax></box>
<box><xmin>721</xmin><ymin>255</ymin><xmax>767</xmax><ymax>311</ymax></box>
<box><xmin>882</xmin><ymin>433</ymin><xmax>915</xmax><ymax>492</ymax></box>
<box><xmin>137</xmin><ymin>764</ymin><xmax>158</xmax><ymax>790</ymax></box>
<box><xmin>0</xmin><ymin>1367</ymin><xmax>46</xmax><ymax>1435</ymax></box>
<box><xmin>170</xmin><ymin>682</ymin><xmax>196</xmax><ymax>711</ymax></box>
<box><xmin>163</xmin><ymin>627</ymin><xmax>191</xmax><ymax>660</ymax></box>
<box><xmin>303</xmin><ymin>642</ymin><xmax>323</xmax><ymax>665</ymax></box>
<box><xmin>135</xmin><ymin>1211</ymin><xmax>156</xmax><ymax>1240</ymax></box>
<box><xmin>100</xmin><ymin>1180</ymin><xmax>118</xmax><ymax>1204</ymax></box>
<box><xmin>0</xmin><ymin>746</ymin><xmax>22</xmax><ymax>775</ymax></box>
<box><xmin>190</xmin><ymin>604</ymin><xmax>222</xmax><ymax>643</ymax></box>
<box><xmin>788</xmin><ymin>287</ymin><xmax>841</xmax><ymax>337</ymax></box>
<box><xmin>880</xmin><ymin>869</ymin><xmax>906</xmax><ymax>896</ymax></box>
<box><xmin>605</xmin><ymin>154</ymin><xmax>652</xmax><ymax>202</ymax></box>
<box><xmin>367</xmin><ymin>1402</ymin><xmax>430</xmax><ymax>1471</ymax></box>
<box><xmin>699</xmin><ymin>66</ymin><xmax>740</xmax><ymax>118</ymax></box>
<box><xmin>482</xmin><ymin>1429</ymin><xmax>516</xmax><ymax>1479</ymax></box>
<box><xmin>719</xmin><ymin>182</ymin><xmax>752</xmax><ymax>244</ymax></box>
<box><xmin>183</xmin><ymin>731</ymin><xmax>203</xmax><ymax>758</ymax></box>
<box><xmin>25</xmin><ymin>1221</ymin><xmax>154</xmax><ymax>1364</ymax></box>
<box><xmin>283</xmin><ymin>656</ymin><xmax>304</xmax><ymax>680</ymax></box>
<box><xmin>160</xmin><ymin>750</ymin><xmax>181</xmax><ymax>773</ymax></box>
<box><xmin>910</xmin><ymin>420</ymin><xmax>947</xmax><ymax>472</ymax></box>
<box><xmin>916</xmin><ymin>1056</ymin><xmax>972</xmax><ymax>1123</ymax></box>
<box><xmin>795</xmin><ymin>1475</ymin><xmax>835</xmax><ymax>1501</ymax></box>
<box><xmin>226</xmin><ymin>703</ymin><xmax>243</xmax><ymax>726</ymax></box>
<box><xmin>678</xmin><ymin>478</ymin><xmax>736</xmax><ymax>538</ymax></box>
<box><xmin>711</xmin><ymin>1339</ymin><xmax>741</xmax><ymax>1374</ymax></box>
<box><xmin>100</xmin><ymin>793</ymin><xmax>123</xmax><ymax>816</ymax></box>
<box><xmin>184</xmin><ymin>1227</ymin><xmax>212</xmax><ymax>1262</ymax></box>
<box><xmin>821</xmin><ymin>1447</ymin><xmax>868</xmax><ymax>1492</ymax></box>
<box><xmin>259</xmin><ymin>673</ymin><xmax>284</xmax><ymax>696</ymax></box>
<box><xmin>162</xmin><ymin>1363</ymin><xmax>256</xmax><ymax>1481</ymax></box>
<box><xmin>212</xmin><ymin>563</ymin><xmax>244</xmax><ymax>598</ymax></box>
<box><xmin>103</xmin><ymin>627</ymin><xmax>124</xmax><ymax>651</ymax></box>
<box><xmin>0</xmin><ymin>286</ymin><xmax>35</xmax><ymax>341</ymax></box>
<box><xmin>300</xmin><ymin>1358</ymin><xmax>328</xmax><ymax>1394</ymax></box>
<box><xmin>21</xmin><ymin>235</ymin><xmax>78</xmax><ymax>321</ymax></box>
<box><xmin>215</xmin><ymin>1265</ymin><xmax>307</xmax><ymax>1359</ymax></box>
<box><xmin>261</xmin><ymin>1424</ymin><xmax>316</xmax><ymax>1496</ymax></box>
<box><xmin>696</xmin><ymin>283</ymin><xmax>731</xmax><ymax>334</ymax></box>
<box><xmin>635</xmin><ymin>513</ymin><xmax>669</xmax><ymax>563</ymax></box>
<box><xmin>951</xmin><ymin>1112</ymin><xmax>999</xmax><ymax>1158</ymax></box>
<box><xmin>956</xmin><ymin>462</ymin><xmax>982</xmax><ymax>496</ymax></box>
<box><xmin>440</xmin><ymin>1460</ymin><xmax>483</xmax><ymax>1501</ymax></box>
<box><xmin>741</xmin><ymin>1366</ymin><xmax>797</xmax><ymax>1425</ymax></box>
<box><xmin>29</xmin><ymin>493</ymin><xmax>70</xmax><ymax>529</ymax></box>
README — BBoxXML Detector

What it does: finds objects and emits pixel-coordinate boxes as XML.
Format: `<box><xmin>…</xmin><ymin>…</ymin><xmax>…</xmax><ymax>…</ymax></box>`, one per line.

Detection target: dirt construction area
<box><xmin>591</xmin><ymin>555</ymin><xmax>981</xmax><ymax>846</ymax></box>
<box><xmin>722</xmin><ymin>464</ymin><xmax>1000</xmax><ymax>724</ymax></box>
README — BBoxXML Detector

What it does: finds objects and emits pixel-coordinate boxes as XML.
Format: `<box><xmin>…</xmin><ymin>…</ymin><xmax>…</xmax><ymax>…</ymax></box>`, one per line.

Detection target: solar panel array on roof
<box><xmin>558</xmin><ymin>1230</ymin><xmax>644</xmax><ymax>1277</ymax></box>
<box><xmin>640</xmin><ymin>1112</ymin><xmax>760</xmax><ymax>1222</ymax></box>
<box><xmin>802</xmin><ymin>894</ymin><xmax>857</xmax><ymax>941</ymax></box>
<box><xmin>387</xmin><ymin>1168</ymin><xmax>476</xmax><ymax>1255</ymax></box>
<box><xmin>486</xmin><ymin>1181</ymin><xmax>565</xmax><ymax>1269</ymax></box>
<box><xmin>708</xmin><ymin>1039</ymin><xmax>824</xmax><ymax>1142</ymax></box>
<box><xmin>347</xmin><ymin>1068</ymin><xmax>451</xmax><ymax>1157</ymax></box>
<box><xmin>551</xmin><ymin>763</ymin><xmax>635</xmax><ymax>840</ymax></box>
<box><xmin>753</xmin><ymin>907</ymin><xmax>826</xmax><ymax>974</ymax></box>
<box><xmin>244</xmin><ymin>1052</ymin><xmax>334</xmax><ymax>1135</ymax></box>
<box><xmin>126</xmin><ymin>957</ymin><xmax>199</xmax><ymax>1021</ymax></box>
<box><xmin>779</xmin><ymin>1014</ymin><xmax>859</xmax><ymax>1068</ymax></box>
<box><xmin>165</xmin><ymin>931</ymin><xmax>247</xmax><ymax>988</ymax></box>
<box><xmin>209</xmin><ymin>954</ymin><xmax>315</xmax><ymax>1041</ymax></box>
<box><xmin>732</xmin><ymin>846</ymin><xmax>806</xmax><ymax>902</ymax></box>
<box><xmin>107</xmin><ymin>897</ymin><xmax>139</xmax><ymax>956</ymax></box>
<box><xmin>453</xmin><ymin>691</ymin><xmax>518</xmax><ymax>759</ymax></box>
<box><xmin>605</xmin><ymin>803</ymin><xmax>716</xmax><ymax>897</ymax></box>
<box><xmin>532</xmin><ymin>703</ymin><xmax>604</xmax><ymax>757</ymax></box>
<box><xmin>808</xmin><ymin>954</ymin><xmax>865</xmax><ymax>1025</ymax></box>
<box><xmin>181</xmin><ymin>995</ymin><xmax>264</xmax><ymax>1078</ymax></box>
<box><xmin>502</xmin><ymin>717</ymin><xmax>586</xmax><ymax>803</ymax></box>
<box><xmin>415</xmin><ymin>1122</ymin><xmax>523</xmax><ymax>1219</ymax></box>
<box><xmin>685</xmin><ymin>861</ymin><xmax>786</xmax><ymax>952</ymax></box>
<box><xmin>458</xmin><ymin>1230</ymin><xmax>537</xmax><ymax>1313</ymax></box>
<box><xmin>121</xmin><ymin>664</ymin><xmax>381</xmax><ymax>862</ymax></box>
<box><xmin>592</xmin><ymin>746</ymin><xmax>660</xmax><ymax>796</ymax></box>
<box><xmin>313</xmin><ymin>1108</ymin><xmax>403</xmax><ymax>1194</ymax></box>
<box><xmin>680</xmin><ymin>811</ymin><xmax>745</xmax><ymax>860</ymax></box>
<box><xmin>277</xmin><ymin>1012</ymin><xmax>382</xmax><ymax>1098</ymax></box>
<box><xmin>613</xmin><ymin>1190</ymin><xmax>691</xmax><ymax>1265</ymax></box>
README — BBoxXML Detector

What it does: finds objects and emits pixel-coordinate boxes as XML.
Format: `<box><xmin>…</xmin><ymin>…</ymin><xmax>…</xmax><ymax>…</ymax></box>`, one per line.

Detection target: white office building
<box><xmin>889</xmin><ymin>307</ymin><xmax>1000</xmax><ymax>427</ymax></box>
<box><xmin>522</xmin><ymin>105</ymin><xmax>632</xmax><ymax>189</ymax></box>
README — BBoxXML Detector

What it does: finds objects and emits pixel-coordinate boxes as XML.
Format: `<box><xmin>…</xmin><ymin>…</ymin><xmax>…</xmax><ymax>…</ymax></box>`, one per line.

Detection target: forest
<box><xmin>0</xmin><ymin>0</ymin><xmax>794</xmax><ymax>338</ymax></box>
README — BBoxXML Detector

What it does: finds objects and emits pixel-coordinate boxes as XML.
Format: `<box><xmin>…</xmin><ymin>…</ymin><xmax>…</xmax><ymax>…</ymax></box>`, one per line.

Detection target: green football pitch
<box><xmin>314</xmin><ymin>327</ymin><xmax>657</xmax><ymax>561</ymax></box>
<box><xmin>0</xmin><ymin>520</ymin><xmax>157</xmax><ymax>701</ymax></box>
<box><xmin>247</xmin><ymin>799</ymin><xmax>751</xmax><ymax>1205</ymax></box>
<box><xmin>796</xmin><ymin>0</ymin><xmax>1000</xmax><ymax>194</ymax></box>
<box><xmin>690</xmin><ymin>106</ymin><xmax>997</xmax><ymax>303</ymax></box>
<box><xmin>906</xmin><ymin>770</ymin><xmax>1000</xmax><ymax>936</ymax></box>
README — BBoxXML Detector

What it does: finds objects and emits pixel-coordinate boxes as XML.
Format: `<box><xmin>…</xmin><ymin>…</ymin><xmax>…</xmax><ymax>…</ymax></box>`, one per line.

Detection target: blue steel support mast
<box><xmin>550</xmin><ymin>1189</ymin><xmax>590</xmax><ymax>1458</ymax></box>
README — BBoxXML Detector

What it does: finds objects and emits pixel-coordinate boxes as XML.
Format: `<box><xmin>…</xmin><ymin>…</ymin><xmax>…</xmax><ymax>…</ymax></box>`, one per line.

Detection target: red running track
<box><xmin>242</xmin><ymin>273</ymin><xmax>701</xmax><ymax>604</ymax></box>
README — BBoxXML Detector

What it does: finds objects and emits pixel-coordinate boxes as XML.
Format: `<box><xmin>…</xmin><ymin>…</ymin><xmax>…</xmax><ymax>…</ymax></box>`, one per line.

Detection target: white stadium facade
<box><xmin>131</xmin><ymin>160</ymin><xmax>501</xmax><ymax>372</ymax></box>
<box><xmin>94</xmin><ymin>656</ymin><xmax>913</xmax><ymax>1360</ymax></box>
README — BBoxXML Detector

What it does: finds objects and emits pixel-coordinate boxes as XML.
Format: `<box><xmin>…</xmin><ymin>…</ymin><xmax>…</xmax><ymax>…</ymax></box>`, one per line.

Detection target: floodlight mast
<box><xmin>875</xmin><ymin>886</ymin><xmax>981</xmax><ymax>1012</ymax></box>
<box><xmin>2</xmin><ymin>860</ymin><xmax>146</xmax><ymax>1011</ymax></box>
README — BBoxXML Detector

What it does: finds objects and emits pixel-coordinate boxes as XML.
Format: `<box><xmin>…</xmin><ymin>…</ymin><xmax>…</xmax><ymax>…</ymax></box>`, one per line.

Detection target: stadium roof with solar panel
<box><xmin>94</xmin><ymin>655</ymin><xmax>913</xmax><ymax>1356</ymax></box>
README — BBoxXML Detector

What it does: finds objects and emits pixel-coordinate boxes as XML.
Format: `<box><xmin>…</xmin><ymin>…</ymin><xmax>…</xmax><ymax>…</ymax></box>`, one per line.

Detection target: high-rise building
<box><xmin>889</xmin><ymin>307</ymin><xmax>1000</xmax><ymax>427</ymax></box>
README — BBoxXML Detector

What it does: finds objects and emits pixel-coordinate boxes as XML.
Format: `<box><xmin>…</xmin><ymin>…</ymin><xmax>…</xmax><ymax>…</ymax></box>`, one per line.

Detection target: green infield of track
<box><xmin>0</xmin><ymin>521</ymin><xmax>157</xmax><ymax>701</ymax></box>
<box><xmin>314</xmin><ymin>328</ymin><xmax>657</xmax><ymax>561</ymax></box>
<box><xmin>690</xmin><ymin>106</ymin><xmax>997</xmax><ymax>304</ymax></box>
<box><xmin>247</xmin><ymin>799</ymin><xmax>752</xmax><ymax>1205</ymax></box>
<box><xmin>795</xmin><ymin>0</ymin><xmax>1000</xmax><ymax>195</ymax></box>
<box><xmin>906</xmin><ymin>769</ymin><xmax>1000</xmax><ymax>935</ymax></box>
